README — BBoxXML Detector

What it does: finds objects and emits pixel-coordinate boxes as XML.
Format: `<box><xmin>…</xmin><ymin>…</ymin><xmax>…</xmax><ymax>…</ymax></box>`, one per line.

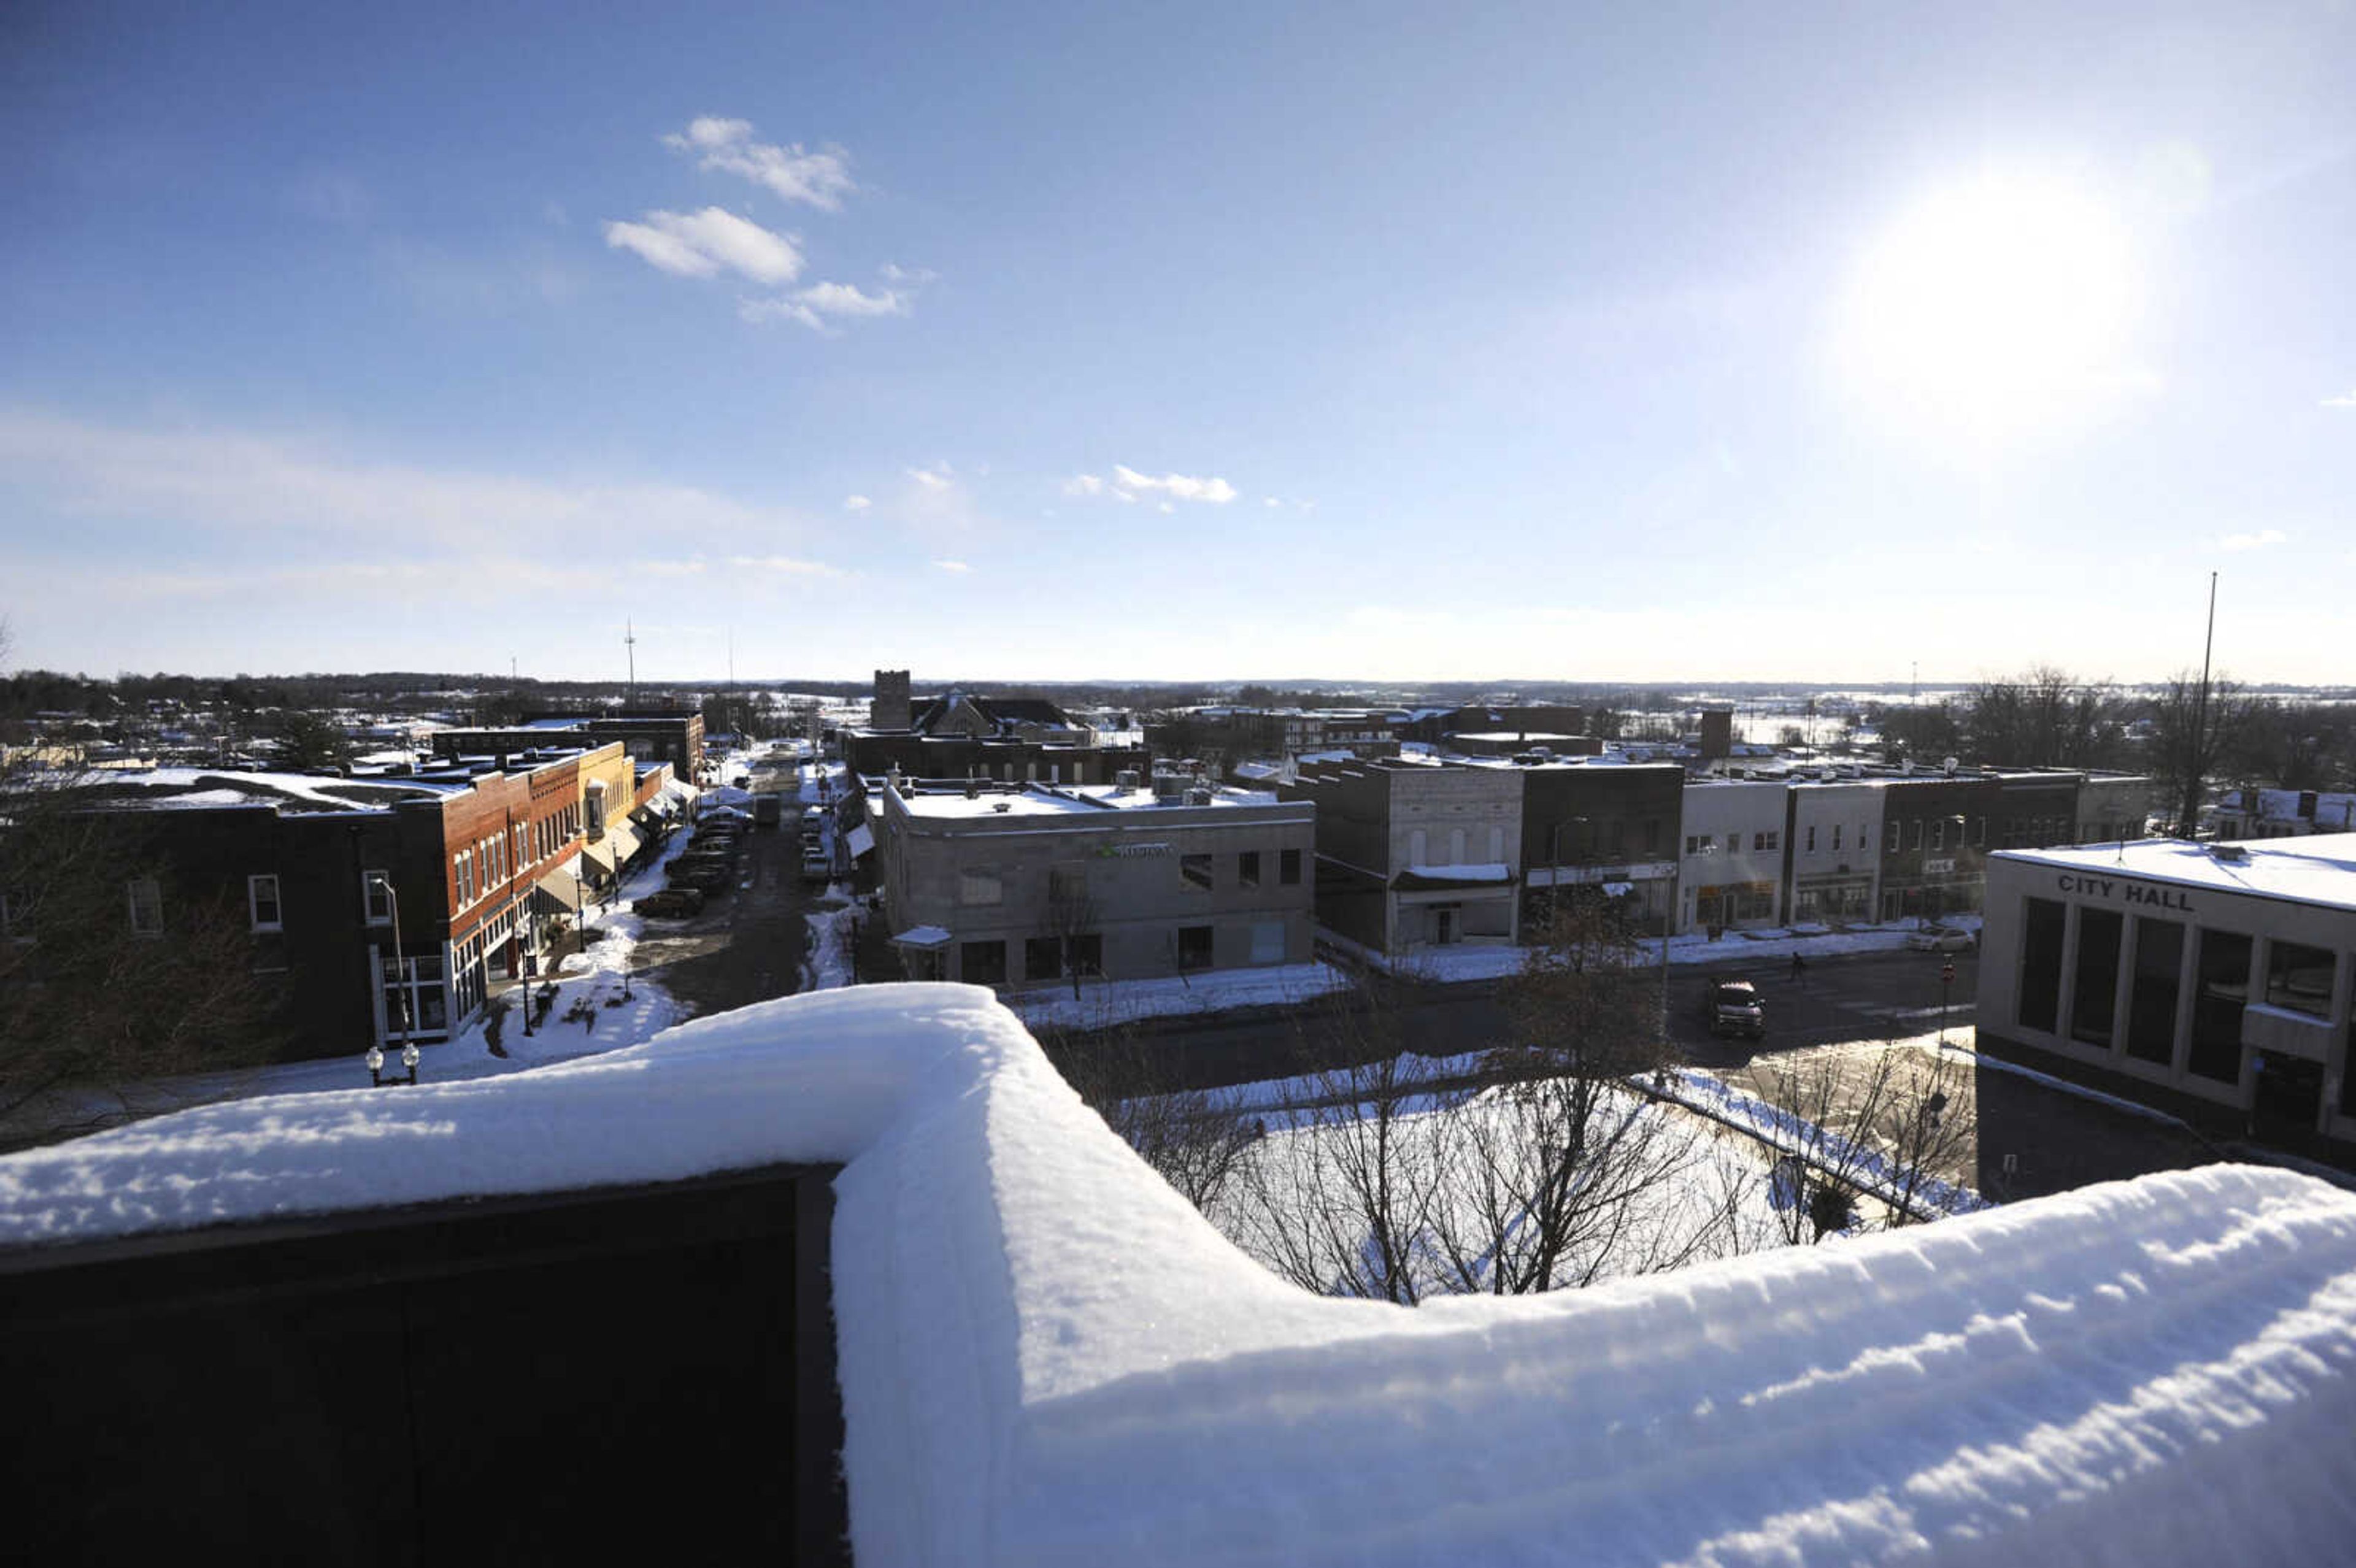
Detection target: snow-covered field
<box><xmin>4</xmin><ymin>985</ymin><xmax>2355</xmax><ymax>1564</ymax></box>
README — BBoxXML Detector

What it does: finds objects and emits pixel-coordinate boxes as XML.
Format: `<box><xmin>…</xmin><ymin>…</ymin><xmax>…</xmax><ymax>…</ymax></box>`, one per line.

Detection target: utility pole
<box><xmin>2184</xmin><ymin>571</ymin><xmax>2218</xmax><ymax>840</ymax></box>
<box><xmin>625</xmin><ymin>619</ymin><xmax>637</xmax><ymax>709</ymax></box>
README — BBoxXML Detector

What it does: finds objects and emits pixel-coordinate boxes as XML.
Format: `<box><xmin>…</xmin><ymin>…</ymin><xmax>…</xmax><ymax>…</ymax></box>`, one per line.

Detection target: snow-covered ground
<box><xmin>1004</xmin><ymin>961</ymin><xmax>1352</xmax><ymax>1031</ymax></box>
<box><xmin>4</xmin><ymin>985</ymin><xmax>2355</xmax><ymax>1564</ymax></box>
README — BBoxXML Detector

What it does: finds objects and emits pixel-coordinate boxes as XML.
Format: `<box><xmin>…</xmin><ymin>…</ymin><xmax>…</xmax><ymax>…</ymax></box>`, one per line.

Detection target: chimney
<box><xmin>872</xmin><ymin>669</ymin><xmax>912</xmax><ymax>731</ymax></box>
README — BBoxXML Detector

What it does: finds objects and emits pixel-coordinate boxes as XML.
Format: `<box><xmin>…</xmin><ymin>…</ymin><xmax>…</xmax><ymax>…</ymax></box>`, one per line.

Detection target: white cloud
<box><xmin>727</xmin><ymin>553</ymin><xmax>844</xmax><ymax>577</ymax></box>
<box><xmin>909</xmin><ymin>464</ymin><xmax>953</xmax><ymax>491</ymax></box>
<box><xmin>880</xmin><ymin>262</ymin><xmax>937</xmax><ymax>285</ymax></box>
<box><xmin>1158</xmin><ymin>501</ymin><xmax>1175</xmax><ymax>514</ymax></box>
<box><xmin>604</xmin><ymin>207</ymin><xmax>804</xmax><ymax>285</ymax></box>
<box><xmin>2323</xmin><ymin>390</ymin><xmax>2356</xmax><ymax>409</ymax></box>
<box><xmin>1063</xmin><ymin>474</ymin><xmax>1104</xmax><ymax>496</ymax></box>
<box><xmin>1110</xmin><ymin>464</ymin><xmax>1239</xmax><ymax>504</ymax></box>
<box><xmin>663</xmin><ymin>117</ymin><xmax>855</xmax><ymax>210</ymax></box>
<box><xmin>2216</xmin><ymin>528</ymin><xmax>2289</xmax><ymax>551</ymax></box>
<box><xmin>743</xmin><ymin>279</ymin><xmax>912</xmax><ymax>331</ymax></box>
<box><xmin>741</xmin><ymin>278</ymin><xmax>916</xmax><ymax>332</ymax></box>
<box><xmin>1263</xmin><ymin>496</ymin><xmax>1281</xmax><ymax>507</ymax></box>
<box><xmin>933</xmin><ymin>559</ymin><xmax>971</xmax><ymax>573</ymax></box>
<box><xmin>844</xmin><ymin>494</ymin><xmax>872</xmax><ymax>512</ymax></box>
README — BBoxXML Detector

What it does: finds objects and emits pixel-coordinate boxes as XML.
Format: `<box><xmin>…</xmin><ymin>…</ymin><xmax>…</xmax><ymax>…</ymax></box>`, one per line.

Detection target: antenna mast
<box><xmin>625</xmin><ymin>618</ymin><xmax>638</xmax><ymax>708</ymax></box>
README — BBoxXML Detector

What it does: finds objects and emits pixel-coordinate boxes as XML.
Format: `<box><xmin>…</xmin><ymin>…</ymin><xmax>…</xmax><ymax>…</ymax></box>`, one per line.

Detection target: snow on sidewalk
<box><xmin>1328</xmin><ymin>913</ymin><xmax>1983</xmax><ymax>983</ymax></box>
<box><xmin>1003</xmin><ymin>962</ymin><xmax>1352</xmax><ymax>1031</ymax></box>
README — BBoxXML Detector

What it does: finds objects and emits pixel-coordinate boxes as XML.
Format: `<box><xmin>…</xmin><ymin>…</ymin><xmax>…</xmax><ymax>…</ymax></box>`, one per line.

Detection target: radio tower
<box><xmin>625</xmin><ymin>619</ymin><xmax>637</xmax><ymax>709</ymax></box>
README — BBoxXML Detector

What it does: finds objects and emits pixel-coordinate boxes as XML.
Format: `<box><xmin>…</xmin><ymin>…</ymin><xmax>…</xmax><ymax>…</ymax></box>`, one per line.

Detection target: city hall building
<box><xmin>1978</xmin><ymin>835</ymin><xmax>2356</xmax><ymax>1149</ymax></box>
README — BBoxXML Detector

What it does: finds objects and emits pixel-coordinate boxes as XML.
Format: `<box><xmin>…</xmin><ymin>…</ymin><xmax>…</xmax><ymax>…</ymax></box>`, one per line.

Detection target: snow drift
<box><xmin>4</xmin><ymin>984</ymin><xmax>2355</xmax><ymax>1565</ymax></box>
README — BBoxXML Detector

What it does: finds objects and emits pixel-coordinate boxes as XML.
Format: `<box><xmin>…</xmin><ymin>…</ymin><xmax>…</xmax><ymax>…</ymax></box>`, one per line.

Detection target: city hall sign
<box><xmin>2054</xmin><ymin>872</ymin><xmax>2196</xmax><ymax>913</ymax></box>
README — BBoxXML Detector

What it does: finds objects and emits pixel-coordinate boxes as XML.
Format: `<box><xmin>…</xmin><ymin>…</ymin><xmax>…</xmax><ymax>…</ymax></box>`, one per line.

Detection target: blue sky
<box><xmin>2</xmin><ymin>1</ymin><xmax>2350</xmax><ymax>686</ymax></box>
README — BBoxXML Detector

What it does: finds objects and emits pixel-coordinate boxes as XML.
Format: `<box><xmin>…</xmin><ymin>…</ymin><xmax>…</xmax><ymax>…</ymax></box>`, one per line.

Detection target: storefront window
<box><xmin>2125</xmin><ymin>918</ymin><xmax>2182</xmax><ymax>1064</ymax></box>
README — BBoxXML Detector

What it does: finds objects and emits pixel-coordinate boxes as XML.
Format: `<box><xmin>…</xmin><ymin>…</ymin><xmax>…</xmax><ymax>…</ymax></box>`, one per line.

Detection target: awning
<box><xmin>579</xmin><ymin>839</ymin><xmax>617</xmax><ymax>878</ymax></box>
<box><xmin>890</xmin><ymin>924</ymin><xmax>953</xmax><ymax>949</ymax></box>
<box><xmin>534</xmin><ymin>864</ymin><xmax>583</xmax><ymax>912</ymax></box>
<box><xmin>605</xmin><ymin>821</ymin><xmax>644</xmax><ymax>867</ymax></box>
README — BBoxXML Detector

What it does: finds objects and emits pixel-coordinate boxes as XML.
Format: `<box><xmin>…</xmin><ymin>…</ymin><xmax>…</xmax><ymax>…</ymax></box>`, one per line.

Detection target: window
<box><xmin>1177</xmin><ymin>924</ymin><xmax>1214</xmax><ymax>970</ymax></box>
<box><xmin>455</xmin><ymin>848</ymin><xmax>474</xmax><ymax>907</ymax></box>
<box><xmin>364</xmin><ymin>871</ymin><xmax>392</xmax><ymax>924</ymax></box>
<box><xmin>1685</xmin><ymin>834</ymin><xmax>1704</xmax><ymax>855</ymax></box>
<box><xmin>1279</xmin><ymin>848</ymin><xmax>1302</xmax><ymax>885</ymax></box>
<box><xmin>1644</xmin><ymin>818</ymin><xmax>1660</xmax><ymax>854</ymax></box>
<box><xmin>1806</xmin><ymin>824</ymin><xmax>1817</xmax><ymax>853</ymax></box>
<box><xmin>1755</xmin><ymin>831</ymin><xmax>1778</xmax><ymax>852</ymax></box>
<box><xmin>248</xmin><ymin>874</ymin><xmax>282</xmax><ymax>932</ymax></box>
<box><xmin>959</xmin><ymin>940</ymin><xmax>1007</xmax><ymax>985</ymax></box>
<box><xmin>1973</xmin><ymin>817</ymin><xmax>1987</xmax><ymax>847</ymax></box>
<box><xmin>1829</xmin><ymin>824</ymin><xmax>1843</xmax><ymax>852</ymax></box>
<box><xmin>127</xmin><ymin>877</ymin><xmax>163</xmax><ymax>936</ymax></box>
<box><xmin>1181</xmin><ymin>853</ymin><xmax>1214</xmax><ymax>891</ymax></box>
<box><xmin>1238</xmin><ymin>850</ymin><xmax>1261</xmax><ymax>890</ymax></box>
<box><xmin>2069</xmin><ymin>908</ymin><xmax>2122</xmax><ymax>1048</ymax></box>
<box><xmin>1024</xmin><ymin>936</ymin><xmax>1063</xmax><ymax>981</ymax></box>
<box><xmin>959</xmin><ymin>866</ymin><xmax>1004</xmax><ymax>905</ymax></box>
<box><xmin>1887</xmin><ymin>820</ymin><xmax>1901</xmax><ymax>853</ymax></box>
<box><xmin>2126</xmin><ymin>918</ymin><xmax>2184</xmax><ymax>1065</ymax></box>
<box><xmin>1931</xmin><ymin>820</ymin><xmax>1946</xmax><ymax>851</ymax></box>
<box><xmin>1448</xmin><ymin>828</ymin><xmax>1468</xmax><ymax>865</ymax></box>
<box><xmin>2016</xmin><ymin>897</ymin><xmax>2065</xmax><ymax>1034</ymax></box>
<box><xmin>2190</xmin><ymin>929</ymin><xmax>2252</xmax><ymax>1083</ymax></box>
<box><xmin>1069</xmin><ymin>933</ymin><xmax>1103</xmax><ymax>975</ymax></box>
<box><xmin>1909</xmin><ymin>819</ymin><xmax>1923</xmax><ymax>851</ymax></box>
<box><xmin>2266</xmin><ymin>940</ymin><xmax>2336</xmax><ymax>1017</ymax></box>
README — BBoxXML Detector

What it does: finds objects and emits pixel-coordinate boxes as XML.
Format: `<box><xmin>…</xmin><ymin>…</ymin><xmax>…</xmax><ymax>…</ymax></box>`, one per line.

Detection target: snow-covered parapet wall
<box><xmin>4</xmin><ymin>986</ymin><xmax>2356</xmax><ymax>1565</ymax></box>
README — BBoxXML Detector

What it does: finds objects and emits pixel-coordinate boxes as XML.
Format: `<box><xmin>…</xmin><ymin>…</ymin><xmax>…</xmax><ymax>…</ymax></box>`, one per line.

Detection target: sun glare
<box><xmin>1834</xmin><ymin>172</ymin><xmax>2142</xmax><ymax>450</ymax></box>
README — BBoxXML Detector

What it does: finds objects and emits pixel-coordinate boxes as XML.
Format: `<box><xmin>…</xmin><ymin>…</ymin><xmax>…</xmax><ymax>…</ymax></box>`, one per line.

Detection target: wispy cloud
<box><xmin>2323</xmin><ymin>390</ymin><xmax>2356</xmax><ymax>409</ymax></box>
<box><xmin>844</xmin><ymin>494</ymin><xmax>872</xmax><ymax>512</ymax></box>
<box><xmin>604</xmin><ymin>207</ymin><xmax>803</xmax><ymax>284</ymax></box>
<box><xmin>663</xmin><ymin>117</ymin><xmax>855</xmax><ymax>210</ymax></box>
<box><xmin>0</xmin><ymin>409</ymin><xmax>836</xmax><ymax>567</ymax></box>
<box><xmin>1065</xmin><ymin>465</ymin><xmax>1239</xmax><ymax>505</ymax></box>
<box><xmin>880</xmin><ymin>262</ymin><xmax>937</xmax><ymax>285</ymax></box>
<box><xmin>741</xmin><ymin>279</ymin><xmax>912</xmax><ymax>331</ymax></box>
<box><xmin>727</xmin><ymin>553</ymin><xmax>845</xmax><ymax>578</ymax></box>
<box><xmin>933</xmin><ymin>559</ymin><xmax>971</xmax><ymax>573</ymax></box>
<box><xmin>2215</xmin><ymin>528</ymin><xmax>2289</xmax><ymax>552</ymax></box>
<box><xmin>909</xmin><ymin>464</ymin><xmax>953</xmax><ymax>491</ymax></box>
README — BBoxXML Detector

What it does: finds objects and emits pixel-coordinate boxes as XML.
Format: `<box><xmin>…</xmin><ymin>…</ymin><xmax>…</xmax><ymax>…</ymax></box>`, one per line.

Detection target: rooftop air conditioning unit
<box><xmin>1187</xmin><ymin>787</ymin><xmax>1214</xmax><ymax>805</ymax></box>
<box><xmin>1115</xmin><ymin>769</ymin><xmax>1142</xmax><ymax>790</ymax></box>
<box><xmin>2210</xmin><ymin>843</ymin><xmax>2249</xmax><ymax>863</ymax></box>
<box><xmin>1944</xmin><ymin>756</ymin><xmax>1960</xmax><ymax>776</ymax></box>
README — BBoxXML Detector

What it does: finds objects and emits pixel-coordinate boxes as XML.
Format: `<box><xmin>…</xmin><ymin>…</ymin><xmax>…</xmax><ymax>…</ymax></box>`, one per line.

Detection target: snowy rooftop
<box><xmin>4</xmin><ymin>986</ymin><xmax>2356</xmax><ymax>1564</ymax></box>
<box><xmin>895</xmin><ymin>782</ymin><xmax>1296</xmax><ymax>819</ymax></box>
<box><xmin>75</xmin><ymin>766</ymin><xmax>464</xmax><ymax>812</ymax></box>
<box><xmin>1999</xmin><ymin>834</ymin><xmax>2356</xmax><ymax>912</ymax></box>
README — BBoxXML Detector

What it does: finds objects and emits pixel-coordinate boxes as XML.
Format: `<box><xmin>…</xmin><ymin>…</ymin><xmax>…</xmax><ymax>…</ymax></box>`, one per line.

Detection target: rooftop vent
<box><xmin>1115</xmin><ymin>769</ymin><xmax>1141</xmax><ymax>791</ymax></box>
<box><xmin>1187</xmin><ymin>787</ymin><xmax>1214</xmax><ymax>806</ymax></box>
<box><xmin>1943</xmin><ymin>756</ymin><xmax>1960</xmax><ymax>777</ymax></box>
<box><xmin>964</xmin><ymin>778</ymin><xmax>980</xmax><ymax>800</ymax></box>
<box><xmin>991</xmin><ymin>801</ymin><xmax>1012</xmax><ymax>813</ymax></box>
<box><xmin>2210</xmin><ymin>843</ymin><xmax>2250</xmax><ymax>863</ymax></box>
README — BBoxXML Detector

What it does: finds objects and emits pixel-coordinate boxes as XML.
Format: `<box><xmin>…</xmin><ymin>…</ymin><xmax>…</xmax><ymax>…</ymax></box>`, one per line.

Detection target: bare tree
<box><xmin>1049</xmin><ymin>1021</ymin><xmax>1263</xmax><ymax>1214</ymax></box>
<box><xmin>2147</xmin><ymin>671</ymin><xmax>2262</xmax><ymax>838</ymax></box>
<box><xmin>1754</xmin><ymin>1042</ymin><xmax>1976</xmax><ymax>1242</ymax></box>
<box><xmin>1047</xmin><ymin>863</ymin><xmax>1098</xmax><ymax>1001</ymax></box>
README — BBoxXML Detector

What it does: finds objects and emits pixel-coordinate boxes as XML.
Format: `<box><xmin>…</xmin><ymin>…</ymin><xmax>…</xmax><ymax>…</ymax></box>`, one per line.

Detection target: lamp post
<box><xmin>366</xmin><ymin>1041</ymin><xmax>420</xmax><ymax>1087</ymax></box>
<box><xmin>1939</xmin><ymin>959</ymin><xmax>1957</xmax><ymax>1047</ymax></box>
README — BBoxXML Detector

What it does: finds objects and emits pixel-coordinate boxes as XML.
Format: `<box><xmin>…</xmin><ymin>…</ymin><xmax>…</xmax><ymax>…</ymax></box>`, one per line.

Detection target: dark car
<box><xmin>633</xmin><ymin>887</ymin><xmax>705</xmax><ymax>919</ymax></box>
<box><xmin>1707</xmin><ymin>979</ymin><xmax>1766</xmax><ymax>1039</ymax></box>
<box><xmin>667</xmin><ymin>859</ymin><xmax>735</xmax><ymax>892</ymax></box>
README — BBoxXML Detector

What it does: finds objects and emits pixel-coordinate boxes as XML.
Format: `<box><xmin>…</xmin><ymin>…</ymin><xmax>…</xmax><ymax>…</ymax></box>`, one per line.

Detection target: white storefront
<box><xmin>1979</xmin><ymin>835</ymin><xmax>2356</xmax><ymax>1147</ymax></box>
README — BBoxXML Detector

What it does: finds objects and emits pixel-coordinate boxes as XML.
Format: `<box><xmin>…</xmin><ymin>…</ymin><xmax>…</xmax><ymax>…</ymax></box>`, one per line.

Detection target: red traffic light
<box><xmin>1941</xmin><ymin>962</ymin><xmax>1957</xmax><ymax>984</ymax></box>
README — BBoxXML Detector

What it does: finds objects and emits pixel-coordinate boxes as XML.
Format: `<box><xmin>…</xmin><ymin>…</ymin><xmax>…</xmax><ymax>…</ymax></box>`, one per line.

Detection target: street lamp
<box><xmin>1939</xmin><ymin>958</ymin><xmax>1957</xmax><ymax>1047</ymax></box>
<box><xmin>366</xmin><ymin>870</ymin><xmax>409</xmax><ymax>1045</ymax></box>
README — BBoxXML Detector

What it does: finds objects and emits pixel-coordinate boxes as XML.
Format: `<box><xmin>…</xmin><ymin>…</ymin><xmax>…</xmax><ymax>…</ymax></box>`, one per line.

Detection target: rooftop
<box><xmin>3</xmin><ymin>985</ymin><xmax>2354</xmax><ymax>1564</ymax></box>
<box><xmin>893</xmin><ymin>780</ymin><xmax>1292</xmax><ymax>820</ymax></box>
<box><xmin>1998</xmin><ymin>833</ymin><xmax>2356</xmax><ymax>912</ymax></box>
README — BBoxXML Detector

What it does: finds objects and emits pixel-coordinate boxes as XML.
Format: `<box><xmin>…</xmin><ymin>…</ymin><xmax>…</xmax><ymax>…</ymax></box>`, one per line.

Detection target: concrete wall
<box><xmin>1785</xmin><ymin>781</ymin><xmax>1885</xmax><ymax>922</ymax></box>
<box><xmin>879</xmin><ymin>788</ymin><xmax>1317</xmax><ymax>984</ymax></box>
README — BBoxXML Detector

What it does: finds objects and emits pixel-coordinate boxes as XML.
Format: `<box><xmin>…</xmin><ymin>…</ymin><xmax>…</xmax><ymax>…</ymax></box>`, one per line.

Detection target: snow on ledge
<box><xmin>5</xmin><ymin>985</ymin><xmax>2356</xmax><ymax>1565</ymax></box>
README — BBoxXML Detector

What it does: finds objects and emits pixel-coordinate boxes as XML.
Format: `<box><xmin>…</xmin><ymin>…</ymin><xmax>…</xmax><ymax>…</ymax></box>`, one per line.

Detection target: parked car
<box><xmin>801</xmin><ymin>850</ymin><xmax>831</xmax><ymax>885</ymax></box>
<box><xmin>753</xmin><ymin>794</ymin><xmax>783</xmax><ymax>828</ymax></box>
<box><xmin>1706</xmin><ymin>978</ymin><xmax>1766</xmax><ymax>1039</ymax></box>
<box><xmin>668</xmin><ymin>860</ymin><xmax>735</xmax><ymax>893</ymax></box>
<box><xmin>1906</xmin><ymin>926</ymin><xmax>1975</xmax><ymax>953</ymax></box>
<box><xmin>633</xmin><ymin>887</ymin><xmax>705</xmax><ymax>919</ymax></box>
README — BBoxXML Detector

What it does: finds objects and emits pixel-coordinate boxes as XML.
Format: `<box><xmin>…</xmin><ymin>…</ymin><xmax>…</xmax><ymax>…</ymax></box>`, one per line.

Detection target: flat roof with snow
<box><xmin>5</xmin><ymin>986</ymin><xmax>2356</xmax><ymax>1565</ymax></box>
<box><xmin>1998</xmin><ymin>833</ymin><xmax>2356</xmax><ymax>913</ymax></box>
<box><xmin>893</xmin><ymin>782</ymin><xmax>1295</xmax><ymax>820</ymax></box>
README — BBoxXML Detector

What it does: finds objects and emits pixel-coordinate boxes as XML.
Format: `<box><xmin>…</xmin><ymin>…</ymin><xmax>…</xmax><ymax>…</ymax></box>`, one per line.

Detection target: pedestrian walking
<box><xmin>1790</xmin><ymin>951</ymin><xmax>1807</xmax><ymax>985</ymax></box>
